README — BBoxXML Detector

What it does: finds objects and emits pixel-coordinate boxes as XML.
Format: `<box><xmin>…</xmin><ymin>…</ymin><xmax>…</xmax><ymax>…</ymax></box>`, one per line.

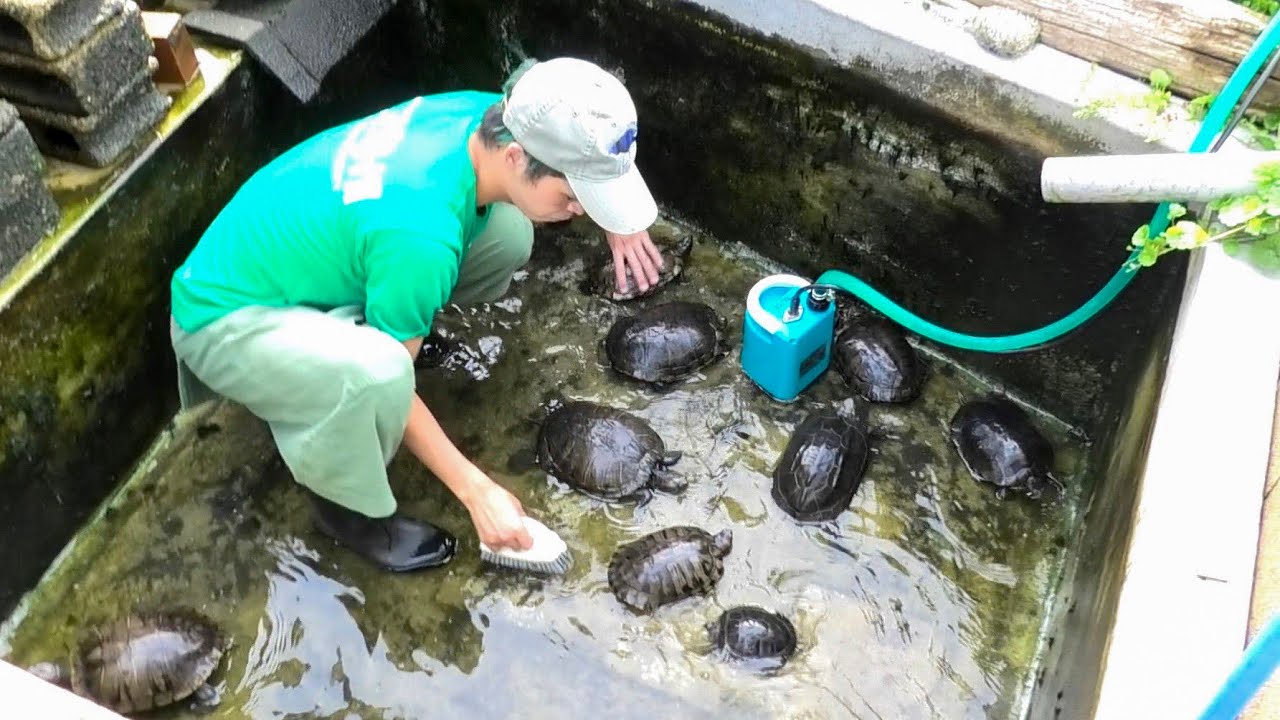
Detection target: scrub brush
<box><xmin>479</xmin><ymin>516</ymin><xmax>572</xmax><ymax>575</ymax></box>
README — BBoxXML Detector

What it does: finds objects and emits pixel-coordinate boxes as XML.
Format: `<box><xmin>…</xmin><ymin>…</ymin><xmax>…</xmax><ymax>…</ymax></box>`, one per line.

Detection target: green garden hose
<box><xmin>812</xmin><ymin>11</ymin><xmax>1280</xmax><ymax>353</ymax></box>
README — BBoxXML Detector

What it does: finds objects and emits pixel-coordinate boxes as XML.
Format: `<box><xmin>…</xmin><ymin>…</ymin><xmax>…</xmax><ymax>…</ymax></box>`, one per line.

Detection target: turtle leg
<box><xmin>634</xmin><ymin>489</ymin><xmax>655</xmax><ymax>509</ymax></box>
<box><xmin>596</xmin><ymin>337</ymin><xmax>612</xmax><ymax>369</ymax></box>
<box><xmin>661</xmin><ymin>450</ymin><xmax>683</xmax><ymax>466</ymax></box>
<box><xmin>191</xmin><ymin>683</ymin><xmax>221</xmax><ymax>709</ymax></box>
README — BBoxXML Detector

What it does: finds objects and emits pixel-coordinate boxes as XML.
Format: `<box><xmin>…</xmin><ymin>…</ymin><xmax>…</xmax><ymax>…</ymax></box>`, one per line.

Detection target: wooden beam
<box><xmin>967</xmin><ymin>0</ymin><xmax>1280</xmax><ymax>107</ymax></box>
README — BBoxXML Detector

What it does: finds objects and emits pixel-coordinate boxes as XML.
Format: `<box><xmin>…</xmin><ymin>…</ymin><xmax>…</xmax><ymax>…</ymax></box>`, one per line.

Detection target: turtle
<box><xmin>706</xmin><ymin>605</ymin><xmax>798</xmax><ymax>671</ymax></box>
<box><xmin>581</xmin><ymin>234</ymin><xmax>694</xmax><ymax>301</ymax></box>
<box><xmin>603</xmin><ymin>301</ymin><xmax>728</xmax><ymax>385</ymax></box>
<box><xmin>832</xmin><ymin>316</ymin><xmax>925</xmax><ymax>403</ymax></box>
<box><xmin>607</xmin><ymin>526</ymin><xmax>733</xmax><ymax>612</ymax></box>
<box><xmin>534</xmin><ymin>400</ymin><xmax>686</xmax><ymax>501</ymax></box>
<box><xmin>771</xmin><ymin>405</ymin><xmax>871</xmax><ymax>523</ymax></box>
<box><xmin>25</xmin><ymin>608</ymin><xmax>228</xmax><ymax>714</ymax></box>
<box><xmin>949</xmin><ymin>395</ymin><xmax>1061</xmax><ymax>499</ymax></box>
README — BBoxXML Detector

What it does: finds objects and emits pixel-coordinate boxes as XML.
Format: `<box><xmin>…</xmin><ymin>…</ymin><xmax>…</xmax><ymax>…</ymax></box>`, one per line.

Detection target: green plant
<box><xmin>1236</xmin><ymin>0</ymin><xmax>1280</xmax><ymax>17</ymax></box>
<box><xmin>1075</xmin><ymin>69</ymin><xmax>1175</xmax><ymax>139</ymax></box>
<box><xmin>1129</xmin><ymin>161</ymin><xmax>1280</xmax><ymax>276</ymax></box>
<box><xmin>1190</xmin><ymin>92</ymin><xmax>1280</xmax><ymax>149</ymax></box>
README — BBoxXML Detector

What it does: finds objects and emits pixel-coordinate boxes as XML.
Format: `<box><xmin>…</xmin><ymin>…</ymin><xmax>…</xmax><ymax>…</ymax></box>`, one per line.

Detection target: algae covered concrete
<box><xmin>0</xmin><ymin>19</ymin><xmax>439</xmax><ymax>615</ymax></box>
<box><xmin>388</xmin><ymin>3</ymin><xmax>1188</xmax><ymax>717</ymax></box>
<box><xmin>0</xmin><ymin>48</ymin><xmax>262</xmax><ymax>616</ymax></box>
<box><xmin>401</xmin><ymin>0</ymin><xmax>1186</xmax><ymax>432</ymax></box>
<box><xmin>0</xmin><ymin>0</ymin><xmax>1223</xmax><ymax>716</ymax></box>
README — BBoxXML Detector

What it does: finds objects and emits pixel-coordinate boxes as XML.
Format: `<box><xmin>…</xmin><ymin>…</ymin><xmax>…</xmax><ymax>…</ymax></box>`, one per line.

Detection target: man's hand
<box><xmin>605</xmin><ymin>229</ymin><xmax>665</xmax><ymax>294</ymax></box>
<box><xmin>400</xmin><ymin>393</ymin><xmax>533</xmax><ymax>551</ymax></box>
<box><xmin>462</xmin><ymin>476</ymin><xmax>534</xmax><ymax>551</ymax></box>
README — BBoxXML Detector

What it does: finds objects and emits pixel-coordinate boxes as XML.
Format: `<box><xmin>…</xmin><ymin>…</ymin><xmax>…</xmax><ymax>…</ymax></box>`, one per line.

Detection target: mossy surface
<box><xmin>0</xmin><ymin>15</ymin><xmax>455</xmax><ymax>614</ymax></box>
<box><xmin>0</xmin><ymin>3</ymin><xmax>1185</xmax><ymax>717</ymax></box>
<box><xmin>400</xmin><ymin>0</ymin><xmax>1185</xmax><ymax>430</ymax></box>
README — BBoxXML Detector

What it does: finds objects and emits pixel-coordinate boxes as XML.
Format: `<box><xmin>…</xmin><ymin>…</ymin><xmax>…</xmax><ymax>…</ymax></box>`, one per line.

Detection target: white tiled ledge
<box><xmin>0</xmin><ymin>659</ymin><xmax>126</xmax><ymax>719</ymax></box>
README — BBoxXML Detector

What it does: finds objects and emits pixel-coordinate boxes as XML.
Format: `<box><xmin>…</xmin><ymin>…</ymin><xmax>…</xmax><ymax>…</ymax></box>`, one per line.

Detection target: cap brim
<box><xmin>567</xmin><ymin>163</ymin><xmax>658</xmax><ymax>235</ymax></box>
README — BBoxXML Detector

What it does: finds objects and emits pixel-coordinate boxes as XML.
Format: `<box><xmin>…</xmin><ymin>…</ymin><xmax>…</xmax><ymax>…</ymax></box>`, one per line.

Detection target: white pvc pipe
<box><xmin>1041</xmin><ymin>150</ymin><xmax>1280</xmax><ymax>203</ymax></box>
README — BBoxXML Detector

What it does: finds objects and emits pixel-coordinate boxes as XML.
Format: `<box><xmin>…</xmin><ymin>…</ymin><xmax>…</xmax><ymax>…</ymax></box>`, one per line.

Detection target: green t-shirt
<box><xmin>170</xmin><ymin>90</ymin><xmax>501</xmax><ymax>341</ymax></box>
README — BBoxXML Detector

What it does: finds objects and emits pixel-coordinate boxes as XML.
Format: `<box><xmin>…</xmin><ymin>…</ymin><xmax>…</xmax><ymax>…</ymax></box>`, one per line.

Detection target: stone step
<box><xmin>0</xmin><ymin>0</ymin><xmax>154</xmax><ymax>118</ymax></box>
<box><xmin>0</xmin><ymin>100</ymin><xmax>60</xmax><ymax>277</ymax></box>
<box><xmin>0</xmin><ymin>0</ymin><xmax>120</xmax><ymax>62</ymax></box>
<box><xmin>11</xmin><ymin>68</ymin><xmax>169</xmax><ymax>168</ymax></box>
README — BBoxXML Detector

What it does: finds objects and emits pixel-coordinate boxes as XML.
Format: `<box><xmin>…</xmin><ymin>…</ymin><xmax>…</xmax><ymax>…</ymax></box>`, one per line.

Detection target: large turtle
<box><xmin>771</xmin><ymin>405</ymin><xmax>871</xmax><ymax>523</ymax></box>
<box><xmin>833</xmin><ymin>316</ymin><xmax>925</xmax><ymax>403</ymax></box>
<box><xmin>707</xmin><ymin>606</ymin><xmax>798</xmax><ymax>671</ymax></box>
<box><xmin>535</xmin><ymin>400</ymin><xmax>686</xmax><ymax>501</ymax></box>
<box><xmin>25</xmin><ymin>608</ymin><xmax>227</xmax><ymax>714</ymax></box>
<box><xmin>603</xmin><ymin>301</ymin><xmax>727</xmax><ymax>385</ymax></box>
<box><xmin>608</xmin><ymin>526</ymin><xmax>733</xmax><ymax>612</ymax></box>
<box><xmin>581</xmin><ymin>234</ymin><xmax>694</xmax><ymax>301</ymax></box>
<box><xmin>949</xmin><ymin>395</ymin><xmax>1060</xmax><ymax>499</ymax></box>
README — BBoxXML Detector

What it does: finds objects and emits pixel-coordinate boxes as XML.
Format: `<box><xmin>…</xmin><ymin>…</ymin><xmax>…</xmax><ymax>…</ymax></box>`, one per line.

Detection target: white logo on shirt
<box><xmin>331</xmin><ymin>97</ymin><xmax>422</xmax><ymax>205</ymax></box>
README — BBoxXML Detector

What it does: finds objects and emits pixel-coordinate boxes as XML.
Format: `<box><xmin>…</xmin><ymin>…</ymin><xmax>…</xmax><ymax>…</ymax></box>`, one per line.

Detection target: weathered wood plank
<box><xmin>967</xmin><ymin>0</ymin><xmax>1280</xmax><ymax>106</ymax></box>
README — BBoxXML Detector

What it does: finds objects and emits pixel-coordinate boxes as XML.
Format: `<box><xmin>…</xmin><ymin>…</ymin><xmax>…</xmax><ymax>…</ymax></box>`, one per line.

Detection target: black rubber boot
<box><xmin>308</xmin><ymin>491</ymin><xmax>456</xmax><ymax>572</ymax></box>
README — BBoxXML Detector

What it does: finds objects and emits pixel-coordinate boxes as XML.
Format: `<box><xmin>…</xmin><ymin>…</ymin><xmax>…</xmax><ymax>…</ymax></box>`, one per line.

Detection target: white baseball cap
<box><xmin>502</xmin><ymin>57</ymin><xmax>659</xmax><ymax>235</ymax></box>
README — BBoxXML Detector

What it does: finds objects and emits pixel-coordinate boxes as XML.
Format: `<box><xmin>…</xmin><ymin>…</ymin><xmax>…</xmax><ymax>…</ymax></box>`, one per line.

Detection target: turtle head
<box><xmin>832</xmin><ymin>397</ymin><xmax>869</xmax><ymax>427</ymax></box>
<box><xmin>651</xmin><ymin>468</ymin><xmax>688</xmax><ymax>494</ymax></box>
<box><xmin>26</xmin><ymin>661</ymin><xmax>69</xmax><ymax>687</ymax></box>
<box><xmin>711</xmin><ymin>529</ymin><xmax>734</xmax><ymax>557</ymax></box>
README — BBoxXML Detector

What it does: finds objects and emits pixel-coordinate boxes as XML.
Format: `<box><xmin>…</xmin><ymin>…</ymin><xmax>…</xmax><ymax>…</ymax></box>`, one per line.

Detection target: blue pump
<box><xmin>740</xmin><ymin>274</ymin><xmax>837</xmax><ymax>402</ymax></box>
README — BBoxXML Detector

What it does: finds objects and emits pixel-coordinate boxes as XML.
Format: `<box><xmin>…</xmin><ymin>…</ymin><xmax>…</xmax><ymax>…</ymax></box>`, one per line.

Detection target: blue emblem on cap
<box><xmin>610</xmin><ymin>126</ymin><xmax>638</xmax><ymax>154</ymax></box>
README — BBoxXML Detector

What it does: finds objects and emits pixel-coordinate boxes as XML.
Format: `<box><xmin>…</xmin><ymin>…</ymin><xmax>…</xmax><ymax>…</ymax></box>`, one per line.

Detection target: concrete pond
<box><xmin>1</xmin><ymin>1</ymin><xmax>1278</xmax><ymax>719</ymax></box>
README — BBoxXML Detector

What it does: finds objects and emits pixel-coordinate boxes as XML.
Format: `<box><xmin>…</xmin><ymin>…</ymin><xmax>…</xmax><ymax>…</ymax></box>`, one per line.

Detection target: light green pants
<box><xmin>170</xmin><ymin>203</ymin><xmax>533</xmax><ymax>518</ymax></box>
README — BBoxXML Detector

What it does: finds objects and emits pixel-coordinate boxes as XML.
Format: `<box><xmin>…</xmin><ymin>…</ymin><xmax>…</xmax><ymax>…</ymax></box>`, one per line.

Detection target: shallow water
<box><xmin>0</xmin><ymin>216</ymin><xmax>1086</xmax><ymax>719</ymax></box>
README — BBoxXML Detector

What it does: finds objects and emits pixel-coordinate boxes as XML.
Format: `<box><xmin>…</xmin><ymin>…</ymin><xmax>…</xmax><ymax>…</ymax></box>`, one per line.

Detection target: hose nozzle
<box><xmin>784</xmin><ymin>284</ymin><xmax>841</xmax><ymax>322</ymax></box>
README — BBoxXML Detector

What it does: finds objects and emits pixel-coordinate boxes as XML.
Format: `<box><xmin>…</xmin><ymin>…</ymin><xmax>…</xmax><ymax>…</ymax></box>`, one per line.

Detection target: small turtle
<box><xmin>582</xmin><ymin>234</ymin><xmax>694</xmax><ymax>301</ymax></box>
<box><xmin>608</xmin><ymin>526</ymin><xmax>733</xmax><ymax>612</ymax></box>
<box><xmin>535</xmin><ymin>400</ymin><xmax>686</xmax><ymax>501</ymax></box>
<box><xmin>604</xmin><ymin>301</ymin><xmax>728</xmax><ymax>385</ymax></box>
<box><xmin>833</xmin><ymin>316</ymin><xmax>925</xmax><ymax>403</ymax></box>
<box><xmin>26</xmin><ymin>609</ymin><xmax>228</xmax><ymax>714</ymax></box>
<box><xmin>949</xmin><ymin>395</ymin><xmax>1060</xmax><ymax>499</ymax></box>
<box><xmin>771</xmin><ymin>405</ymin><xmax>871</xmax><ymax>522</ymax></box>
<box><xmin>707</xmin><ymin>606</ymin><xmax>798</xmax><ymax>671</ymax></box>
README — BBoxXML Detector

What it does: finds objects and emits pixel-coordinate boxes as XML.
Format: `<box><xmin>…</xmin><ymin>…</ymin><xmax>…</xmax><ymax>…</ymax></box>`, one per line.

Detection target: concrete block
<box><xmin>0</xmin><ymin>0</ymin><xmax>123</xmax><ymax>61</ymax></box>
<box><xmin>12</xmin><ymin>69</ymin><xmax>169</xmax><ymax>167</ymax></box>
<box><xmin>0</xmin><ymin>91</ymin><xmax>13</xmax><ymax>130</ymax></box>
<box><xmin>0</xmin><ymin>1</ymin><xmax>155</xmax><ymax>117</ymax></box>
<box><xmin>184</xmin><ymin>0</ymin><xmax>394</xmax><ymax>102</ymax></box>
<box><xmin>0</xmin><ymin>101</ymin><xmax>60</xmax><ymax>276</ymax></box>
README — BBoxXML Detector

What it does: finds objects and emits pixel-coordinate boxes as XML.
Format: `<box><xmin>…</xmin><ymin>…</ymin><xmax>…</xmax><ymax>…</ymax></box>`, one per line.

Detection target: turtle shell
<box><xmin>771</xmin><ymin>408</ymin><xmax>871</xmax><ymax>522</ymax></box>
<box><xmin>833</xmin><ymin>316</ymin><xmax>924</xmax><ymax>403</ymax></box>
<box><xmin>535</xmin><ymin>401</ymin><xmax>685</xmax><ymax>500</ymax></box>
<box><xmin>950</xmin><ymin>395</ymin><xmax>1056</xmax><ymax>498</ymax></box>
<box><xmin>607</xmin><ymin>526</ymin><xmax>733</xmax><ymax>612</ymax></box>
<box><xmin>582</xmin><ymin>235</ymin><xmax>694</xmax><ymax>301</ymax></box>
<box><xmin>707</xmin><ymin>606</ymin><xmax>798</xmax><ymax>670</ymax></box>
<box><xmin>604</xmin><ymin>301</ymin><xmax>726</xmax><ymax>384</ymax></box>
<box><xmin>69</xmin><ymin>609</ymin><xmax>227</xmax><ymax>713</ymax></box>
